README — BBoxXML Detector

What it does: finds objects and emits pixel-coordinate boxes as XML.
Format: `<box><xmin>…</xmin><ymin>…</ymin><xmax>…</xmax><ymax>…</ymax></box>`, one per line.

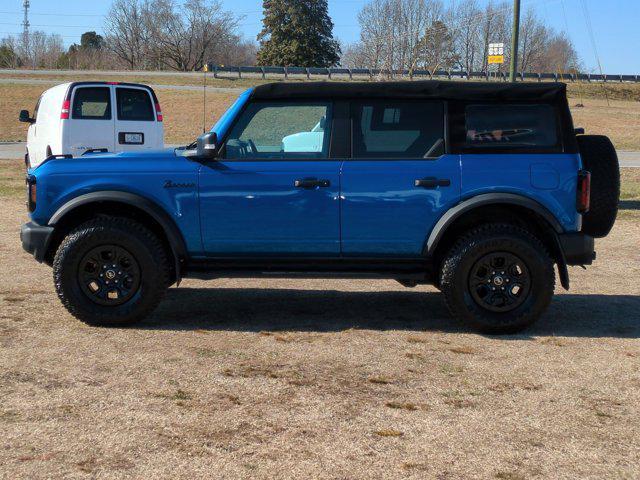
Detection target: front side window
<box><xmin>33</xmin><ymin>96</ymin><xmax>41</xmax><ymax>121</ymax></box>
<box><xmin>465</xmin><ymin>104</ymin><xmax>558</xmax><ymax>147</ymax></box>
<box><xmin>72</xmin><ymin>87</ymin><xmax>111</xmax><ymax>120</ymax></box>
<box><xmin>223</xmin><ymin>102</ymin><xmax>332</xmax><ymax>159</ymax></box>
<box><xmin>352</xmin><ymin>101</ymin><xmax>444</xmax><ymax>158</ymax></box>
<box><xmin>116</xmin><ymin>88</ymin><xmax>154</xmax><ymax>121</ymax></box>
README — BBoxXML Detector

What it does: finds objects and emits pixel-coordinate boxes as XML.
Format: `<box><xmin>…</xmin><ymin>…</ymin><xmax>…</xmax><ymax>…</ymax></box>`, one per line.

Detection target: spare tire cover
<box><xmin>577</xmin><ymin>135</ymin><xmax>619</xmax><ymax>238</ymax></box>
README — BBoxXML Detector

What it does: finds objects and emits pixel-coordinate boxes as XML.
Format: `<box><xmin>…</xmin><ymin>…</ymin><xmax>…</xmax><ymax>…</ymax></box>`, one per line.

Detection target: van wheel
<box><xmin>439</xmin><ymin>224</ymin><xmax>555</xmax><ymax>334</ymax></box>
<box><xmin>53</xmin><ymin>217</ymin><xmax>170</xmax><ymax>327</ymax></box>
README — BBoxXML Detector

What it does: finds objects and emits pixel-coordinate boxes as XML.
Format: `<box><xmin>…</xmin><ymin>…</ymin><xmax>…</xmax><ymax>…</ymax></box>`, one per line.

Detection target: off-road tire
<box><xmin>577</xmin><ymin>135</ymin><xmax>619</xmax><ymax>238</ymax></box>
<box><xmin>53</xmin><ymin>217</ymin><xmax>170</xmax><ymax>326</ymax></box>
<box><xmin>440</xmin><ymin>224</ymin><xmax>555</xmax><ymax>334</ymax></box>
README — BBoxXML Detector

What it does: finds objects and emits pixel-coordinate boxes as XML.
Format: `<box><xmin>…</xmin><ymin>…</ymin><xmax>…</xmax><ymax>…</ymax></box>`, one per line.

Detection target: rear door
<box><xmin>340</xmin><ymin>99</ymin><xmax>461</xmax><ymax>256</ymax></box>
<box><xmin>114</xmin><ymin>86</ymin><xmax>159</xmax><ymax>152</ymax></box>
<box><xmin>199</xmin><ymin>100</ymin><xmax>341</xmax><ymax>255</ymax></box>
<box><xmin>67</xmin><ymin>85</ymin><xmax>115</xmax><ymax>156</ymax></box>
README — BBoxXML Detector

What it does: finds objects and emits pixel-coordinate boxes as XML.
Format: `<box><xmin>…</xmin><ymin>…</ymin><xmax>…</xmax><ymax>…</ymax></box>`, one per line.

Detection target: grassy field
<box><xmin>0</xmin><ymin>158</ymin><xmax>639</xmax><ymax>478</ymax></box>
<box><xmin>1</xmin><ymin>73</ymin><xmax>639</xmax><ymax>148</ymax></box>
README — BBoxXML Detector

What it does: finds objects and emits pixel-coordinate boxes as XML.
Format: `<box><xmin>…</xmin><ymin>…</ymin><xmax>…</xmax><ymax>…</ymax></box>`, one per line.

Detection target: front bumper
<box><xmin>21</xmin><ymin>221</ymin><xmax>54</xmax><ymax>263</ymax></box>
<box><xmin>558</xmin><ymin>232</ymin><xmax>595</xmax><ymax>265</ymax></box>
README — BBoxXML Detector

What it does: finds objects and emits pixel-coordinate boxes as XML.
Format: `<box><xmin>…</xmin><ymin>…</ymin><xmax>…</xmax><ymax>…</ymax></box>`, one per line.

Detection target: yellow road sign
<box><xmin>488</xmin><ymin>55</ymin><xmax>504</xmax><ymax>64</ymax></box>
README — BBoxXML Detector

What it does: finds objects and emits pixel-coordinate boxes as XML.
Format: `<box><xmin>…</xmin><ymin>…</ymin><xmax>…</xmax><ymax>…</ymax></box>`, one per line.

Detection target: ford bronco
<box><xmin>20</xmin><ymin>81</ymin><xmax>620</xmax><ymax>333</ymax></box>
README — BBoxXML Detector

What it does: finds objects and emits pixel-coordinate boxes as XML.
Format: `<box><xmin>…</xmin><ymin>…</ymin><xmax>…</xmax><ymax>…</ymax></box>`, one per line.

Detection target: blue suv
<box><xmin>20</xmin><ymin>81</ymin><xmax>619</xmax><ymax>333</ymax></box>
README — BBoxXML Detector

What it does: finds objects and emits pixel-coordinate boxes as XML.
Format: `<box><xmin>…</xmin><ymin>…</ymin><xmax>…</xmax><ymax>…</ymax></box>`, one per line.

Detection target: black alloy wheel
<box><xmin>78</xmin><ymin>245</ymin><xmax>141</xmax><ymax>306</ymax></box>
<box><xmin>468</xmin><ymin>251</ymin><xmax>531</xmax><ymax>313</ymax></box>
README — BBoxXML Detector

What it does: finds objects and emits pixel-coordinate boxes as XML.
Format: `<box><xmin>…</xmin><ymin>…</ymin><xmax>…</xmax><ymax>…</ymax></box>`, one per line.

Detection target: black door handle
<box><xmin>294</xmin><ymin>178</ymin><xmax>331</xmax><ymax>189</ymax></box>
<box><xmin>414</xmin><ymin>177</ymin><xmax>450</xmax><ymax>188</ymax></box>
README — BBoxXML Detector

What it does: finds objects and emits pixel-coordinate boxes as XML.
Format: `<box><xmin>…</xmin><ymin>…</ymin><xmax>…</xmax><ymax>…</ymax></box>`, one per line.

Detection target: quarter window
<box><xmin>352</xmin><ymin>101</ymin><xmax>444</xmax><ymax>158</ymax></box>
<box><xmin>72</xmin><ymin>87</ymin><xmax>111</xmax><ymax>120</ymax></box>
<box><xmin>116</xmin><ymin>88</ymin><xmax>154</xmax><ymax>121</ymax></box>
<box><xmin>464</xmin><ymin>104</ymin><xmax>558</xmax><ymax>147</ymax></box>
<box><xmin>224</xmin><ymin>102</ymin><xmax>331</xmax><ymax>159</ymax></box>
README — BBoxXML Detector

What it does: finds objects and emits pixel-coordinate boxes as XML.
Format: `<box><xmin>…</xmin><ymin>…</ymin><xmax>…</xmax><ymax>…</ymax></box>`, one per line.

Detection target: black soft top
<box><xmin>251</xmin><ymin>80</ymin><xmax>567</xmax><ymax>103</ymax></box>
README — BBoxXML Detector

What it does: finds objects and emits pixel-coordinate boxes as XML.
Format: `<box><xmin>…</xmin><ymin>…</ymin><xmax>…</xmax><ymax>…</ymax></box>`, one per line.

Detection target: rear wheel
<box><xmin>439</xmin><ymin>224</ymin><xmax>555</xmax><ymax>334</ymax></box>
<box><xmin>53</xmin><ymin>217</ymin><xmax>170</xmax><ymax>326</ymax></box>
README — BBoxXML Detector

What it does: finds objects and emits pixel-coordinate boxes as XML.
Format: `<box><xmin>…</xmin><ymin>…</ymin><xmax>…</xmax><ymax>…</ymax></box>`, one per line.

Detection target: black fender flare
<box><xmin>425</xmin><ymin>193</ymin><xmax>570</xmax><ymax>289</ymax></box>
<box><xmin>49</xmin><ymin>191</ymin><xmax>187</xmax><ymax>281</ymax></box>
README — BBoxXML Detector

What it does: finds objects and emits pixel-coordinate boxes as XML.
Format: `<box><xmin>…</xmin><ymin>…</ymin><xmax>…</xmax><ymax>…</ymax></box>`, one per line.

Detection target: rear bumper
<box><xmin>21</xmin><ymin>221</ymin><xmax>54</xmax><ymax>263</ymax></box>
<box><xmin>558</xmin><ymin>232</ymin><xmax>595</xmax><ymax>265</ymax></box>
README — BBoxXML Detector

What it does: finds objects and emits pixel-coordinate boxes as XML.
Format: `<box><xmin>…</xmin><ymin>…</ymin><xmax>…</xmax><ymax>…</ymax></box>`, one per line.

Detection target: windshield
<box><xmin>211</xmin><ymin>89</ymin><xmax>252</xmax><ymax>137</ymax></box>
<box><xmin>176</xmin><ymin>88</ymin><xmax>252</xmax><ymax>154</ymax></box>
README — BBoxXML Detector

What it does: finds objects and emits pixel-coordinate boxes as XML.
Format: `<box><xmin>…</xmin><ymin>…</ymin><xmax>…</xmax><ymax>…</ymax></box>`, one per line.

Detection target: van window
<box><xmin>116</xmin><ymin>88</ymin><xmax>154</xmax><ymax>121</ymax></box>
<box><xmin>72</xmin><ymin>87</ymin><xmax>111</xmax><ymax>120</ymax></box>
<box><xmin>223</xmin><ymin>102</ymin><xmax>331</xmax><ymax>159</ymax></box>
<box><xmin>465</xmin><ymin>104</ymin><xmax>557</xmax><ymax>147</ymax></box>
<box><xmin>352</xmin><ymin>101</ymin><xmax>444</xmax><ymax>158</ymax></box>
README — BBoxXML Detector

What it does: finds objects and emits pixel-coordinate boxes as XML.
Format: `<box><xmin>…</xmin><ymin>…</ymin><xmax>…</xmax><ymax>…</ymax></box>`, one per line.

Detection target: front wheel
<box><xmin>439</xmin><ymin>224</ymin><xmax>555</xmax><ymax>334</ymax></box>
<box><xmin>53</xmin><ymin>217</ymin><xmax>170</xmax><ymax>326</ymax></box>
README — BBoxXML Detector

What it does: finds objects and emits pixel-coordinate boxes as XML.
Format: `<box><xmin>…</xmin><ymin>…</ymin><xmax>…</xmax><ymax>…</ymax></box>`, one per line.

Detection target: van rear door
<box><xmin>67</xmin><ymin>85</ymin><xmax>115</xmax><ymax>156</ymax></box>
<box><xmin>114</xmin><ymin>86</ymin><xmax>160</xmax><ymax>152</ymax></box>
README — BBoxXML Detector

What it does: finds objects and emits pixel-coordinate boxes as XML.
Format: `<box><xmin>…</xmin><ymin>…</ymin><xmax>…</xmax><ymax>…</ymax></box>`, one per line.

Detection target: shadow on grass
<box><xmin>141</xmin><ymin>287</ymin><xmax>640</xmax><ymax>339</ymax></box>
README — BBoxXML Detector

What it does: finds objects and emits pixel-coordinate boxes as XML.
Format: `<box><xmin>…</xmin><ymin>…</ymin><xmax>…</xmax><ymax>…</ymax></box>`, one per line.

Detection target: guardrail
<box><xmin>206</xmin><ymin>64</ymin><xmax>640</xmax><ymax>82</ymax></box>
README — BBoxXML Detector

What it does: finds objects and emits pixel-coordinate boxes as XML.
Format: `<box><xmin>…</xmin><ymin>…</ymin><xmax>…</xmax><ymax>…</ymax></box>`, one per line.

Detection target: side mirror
<box><xmin>196</xmin><ymin>132</ymin><xmax>218</xmax><ymax>159</ymax></box>
<box><xmin>19</xmin><ymin>110</ymin><xmax>34</xmax><ymax>124</ymax></box>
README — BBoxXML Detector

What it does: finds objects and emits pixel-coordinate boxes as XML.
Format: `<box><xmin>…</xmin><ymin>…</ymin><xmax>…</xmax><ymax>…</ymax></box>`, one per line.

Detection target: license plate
<box><xmin>124</xmin><ymin>133</ymin><xmax>143</xmax><ymax>144</ymax></box>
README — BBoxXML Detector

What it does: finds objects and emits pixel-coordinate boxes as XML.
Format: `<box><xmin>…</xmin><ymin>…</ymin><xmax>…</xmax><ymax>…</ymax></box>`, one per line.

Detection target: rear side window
<box><xmin>465</xmin><ymin>104</ymin><xmax>558</xmax><ymax>148</ymax></box>
<box><xmin>352</xmin><ymin>101</ymin><xmax>444</xmax><ymax>158</ymax></box>
<box><xmin>116</xmin><ymin>88</ymin><xmax>154</xmax><ymax>121</ymax></box>
<box><xmin>72</xmin><ymin>87</ymin><xmax>111</xmax><ymax>120</ymax></box>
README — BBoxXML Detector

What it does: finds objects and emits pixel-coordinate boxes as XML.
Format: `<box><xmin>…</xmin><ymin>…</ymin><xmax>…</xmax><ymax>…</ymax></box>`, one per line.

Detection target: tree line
<box><xmin>342</xmin><ymin>0</ymin><xmax>580</xmax><ymax>75</ymax></box>
<box><xmin>0</xmin><ymin>0</ymin><xmax>580</xmax><ymax>74</ymax></box>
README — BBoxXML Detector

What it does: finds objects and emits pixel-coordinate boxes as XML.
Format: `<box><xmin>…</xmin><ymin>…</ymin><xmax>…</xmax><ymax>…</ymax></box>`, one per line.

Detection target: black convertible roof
<box><xmin>251</xmin><ymin>80</ymin><xmax>567</xmax><ymax>102</ymax></box>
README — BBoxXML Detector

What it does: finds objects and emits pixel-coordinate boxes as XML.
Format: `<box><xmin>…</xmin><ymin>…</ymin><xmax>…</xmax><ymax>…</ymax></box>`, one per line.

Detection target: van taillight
<box><xmin>577</xmin><ymin>170</ymin><xmax>591</xmax><ymax>213</ymax></box>
<box><xmin>60</xmin><ymin>100</ymin><xmax>70</xmax><ymax>119</ymax></box>
<box><xmin>155</xmin><ymin>102</ymin><xmax>163</xmax><ymax>122</ymax></box>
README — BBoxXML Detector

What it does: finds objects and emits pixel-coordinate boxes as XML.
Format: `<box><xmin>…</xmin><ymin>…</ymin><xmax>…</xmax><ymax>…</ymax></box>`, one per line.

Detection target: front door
<box><xmin>340</xmin><ymin>99</ymin><xmax>461</xmax><ymax>256</ymax></box>
<box><xmin>199</xmin><ymin>100</ymin><xmax>341</xmax><ymax>255</ymax></box>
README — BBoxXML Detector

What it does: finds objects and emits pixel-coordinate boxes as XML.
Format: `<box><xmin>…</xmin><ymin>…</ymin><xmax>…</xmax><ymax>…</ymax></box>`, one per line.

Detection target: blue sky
<box><xmin>0</xmin><ymin>0</ymin><xmax>638</xmax><ymax>73</ymax></box>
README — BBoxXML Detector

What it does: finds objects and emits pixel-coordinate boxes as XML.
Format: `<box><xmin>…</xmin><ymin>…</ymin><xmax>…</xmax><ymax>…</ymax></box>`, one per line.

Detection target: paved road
<box><xmin>2</xmin><ymin>141</ymin><xmax>639</xmax><ymax>166</ymax></box>
<box><xmin>0</xmin><ymin>77</ymin><xmax>243</xmax><ymax>93</ymax></box>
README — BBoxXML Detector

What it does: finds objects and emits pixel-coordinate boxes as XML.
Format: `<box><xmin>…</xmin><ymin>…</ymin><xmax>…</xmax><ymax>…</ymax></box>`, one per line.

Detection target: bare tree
<box><xmin>350</xmin><ymin>0</ymin><xmax>580</xmax><ymax>76</ymax></box>
<box><xmin>104</xmin><ymin>0</ymin><xmax>152</xmax><ymax>69</ymax></box>
<box><xmin>146</xmin><ymin>0</ymin><xmax>240</xmax><ymax>71</ymax></box>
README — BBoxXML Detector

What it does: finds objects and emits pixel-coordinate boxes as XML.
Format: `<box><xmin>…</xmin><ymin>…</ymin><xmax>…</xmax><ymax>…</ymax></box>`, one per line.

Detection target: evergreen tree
<box><xmin>257</xmin><ymin>0</ymin><xmax>340</xmax><ymax>67</ymax></box>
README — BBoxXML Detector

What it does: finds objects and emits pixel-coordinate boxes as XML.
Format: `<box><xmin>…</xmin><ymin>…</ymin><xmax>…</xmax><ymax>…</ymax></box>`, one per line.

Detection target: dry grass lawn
<box><xmin>0</xmin><ymin>157</ymin><xmax>639</xmax><ymax>478</ymax></box>
<box><xmin>1</xmin><ymin>74</ymin><xmax>639</xmax><ymax>149</ymax></box>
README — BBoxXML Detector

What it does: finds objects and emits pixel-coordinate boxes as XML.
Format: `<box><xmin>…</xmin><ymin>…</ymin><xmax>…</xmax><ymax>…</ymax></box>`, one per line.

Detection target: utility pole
<box><xmin>508</xmin><ymin>0</ymin><xmax>521</xmax><ymax>82</ymax></box>
<box><xmin>22</xmin><ymin>0</ymin><xmax>31</xmax><ymax>66</ymax></box>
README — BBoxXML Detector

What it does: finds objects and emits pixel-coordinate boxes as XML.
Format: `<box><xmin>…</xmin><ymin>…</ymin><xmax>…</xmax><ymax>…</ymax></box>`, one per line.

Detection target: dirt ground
<box><xmin>1</xmin><ymin>158</ymin><xmax>639</xmax><ymax>479</ymax></box>
<box><xmin>2</xmin><ymin>75</ymin><xmax>640</xmax><ymax>148</ymax></box>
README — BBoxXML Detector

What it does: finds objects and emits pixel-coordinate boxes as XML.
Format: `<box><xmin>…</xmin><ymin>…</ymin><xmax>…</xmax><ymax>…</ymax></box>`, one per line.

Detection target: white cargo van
<box><xmin>19</xmin><ymin>82</ymin><xmax>164</xmax><ymax>168</ymax></box>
